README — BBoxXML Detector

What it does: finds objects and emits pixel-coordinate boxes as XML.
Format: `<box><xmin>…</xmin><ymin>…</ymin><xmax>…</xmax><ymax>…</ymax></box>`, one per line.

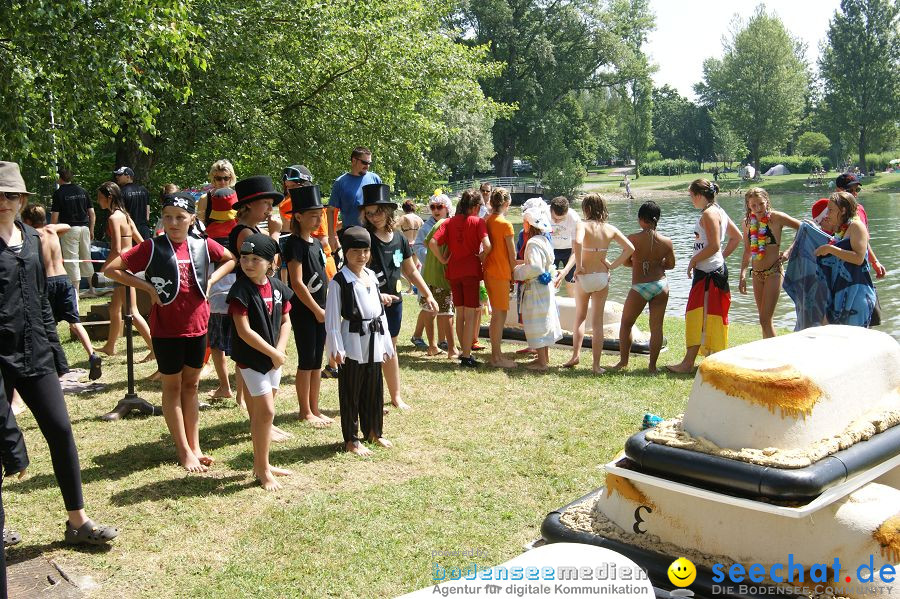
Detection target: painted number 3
<box><xmin>632</xmin><ymin>505</ymin><xmax>652</xmax><ymax>534</ymax></box>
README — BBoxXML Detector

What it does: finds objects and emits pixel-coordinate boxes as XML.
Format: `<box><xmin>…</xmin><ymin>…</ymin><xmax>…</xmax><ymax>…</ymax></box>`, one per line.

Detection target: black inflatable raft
<box><xmin>478</xmin><ymin>325</ymin><xmax>665</xmax><ymax>355</ymax></box>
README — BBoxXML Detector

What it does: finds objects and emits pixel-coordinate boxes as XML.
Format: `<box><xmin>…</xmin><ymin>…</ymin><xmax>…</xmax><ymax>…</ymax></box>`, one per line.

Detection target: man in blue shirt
<box><xmin>327</xmin><ymin>146</ymin><xmax>381</xmax><ymax>252</ymax></box>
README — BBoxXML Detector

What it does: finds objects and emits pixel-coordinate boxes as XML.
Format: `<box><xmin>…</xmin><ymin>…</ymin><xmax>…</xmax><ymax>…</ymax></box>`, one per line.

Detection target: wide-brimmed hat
<box><xmin>289</xmin><ymin>185</ymin><xmax>324</xmax><ymax>212</ymax></box>
<box><xmin>282</xmin><ymin>165</ymin><xmax>313</xmax><ymax>183</ymax></box>
<box><xmin>523</xmin><ymin>206</ymin><xmax>551</xmax><ymax>233</ymax></box>
<box><xmin>0</xmin><ymin>162</ymin><xmax>34</xmax><ymax>195</ymax></box>
<box><xmin>234</xmin><ymin>175</ymin><xmax>284</xmax><ymax>208</ymax></box>
<box><xmin>360</xmin><ymin>183</ymin><xmax>396</xmax><ymax>210</ymax></box>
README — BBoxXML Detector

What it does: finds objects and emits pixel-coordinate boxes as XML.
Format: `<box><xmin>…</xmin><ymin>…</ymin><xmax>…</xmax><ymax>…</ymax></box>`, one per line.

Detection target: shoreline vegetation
<box><xmin>7</xmin><ymin>297</ymin><xmax>763</xmax><ymax>598</ymax></box>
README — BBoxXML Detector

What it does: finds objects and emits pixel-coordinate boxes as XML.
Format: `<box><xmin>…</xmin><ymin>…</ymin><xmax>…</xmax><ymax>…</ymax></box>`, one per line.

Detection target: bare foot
<box><xmin>525</xmin><ymin>360</ymin><xmax>549</xmax><ymax>372</ymax></box>
<box><xmin>490</xmin><ymin>357</ymin><xmax>517</xmax><ymax>369</ymax></box>
<box><xmin>562</xmin><ymin>358</ymin><xmax>579</xmax><ymax>368</ymax></box>
<box><xmin>592</xmin><ymin>365</ymin><xmax>607</xmax><ymax>374</ymax></box>
<box><xmin>196</xmin><ymin>454</ymin><xmax>215</xmax><ymax>467</ymax></box>
<box><xmin>180</xmin><ymin>454</ymin><xmax>209</xmax><ymax>473</ymax></box>
<box><xmin>371</xmin><ymin>436</ymin><xmax>393</xmax><ymax>448</ymax></box>
<box><xmin>516</xmin><ymin>347</ymin><xmax>538</xmax><ymax>355</ymax></box>
<box><xmin>271</xmin><ymin>425</ymin><xmax>294</xmax><ymax>442</ymax></box>
<box><xmin>256</xmin><ymin>470</ymin><xmax>282</xmax><ymax>491</ymax></box>
<box><xmin>665</xmin><ymin>364</ymin><xmax>694</xmax><ymax>374</ymax></box>
<box><xmin>609</xmin><ymin>361</ymin><xmax>628</xmax><ymax>371</ymax></box>
<box><xmin>446</xmin><ymin>351</ymin><xmax>460</xmax><ymax>360</ymax></box>
<box><xmin>269</xmin><ymin>465</ymin><xmax>293</xmax><ymax>477</ymax></box>
<box><xmin>346</xmin><ymin>441</ymin><xmax>373</xmax><ymax>457</ymax></box>
<box><xmin>137</xmin><ymin>351</ymin><xmax>156</xmax><ymax>363</ymax></box>
<box><xmin>300</xmin><ymin>413</ymin><xmax>328</xmax><ymax>428</ymax></box>
<box><xmin>426</xmin><ymin>346</ymin><xmax>440</xmax><ymax>356</ymax></box>
<box><xmin>208</xmin><ymin>387</ymin><xmax>232</xmax><ymax>399</ymax></box>
<box><xmin>314</xmin><ymin>413</ymin><xmax>334</xmax><ymax>424</ymax></box>
<box><xmin>96</xmin><ymin>345</ymin><xmax>116</xmax><ymax>357</ymax></box>
<box><xmin>391</xmin><ymin>398</ymin><xmax>410</xmax><ymax>410</ymax></box>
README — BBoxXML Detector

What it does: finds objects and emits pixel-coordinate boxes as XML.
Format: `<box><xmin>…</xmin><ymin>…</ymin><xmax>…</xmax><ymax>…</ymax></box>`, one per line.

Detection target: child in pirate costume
<box><xmin>325</xmin><ymin>227</ymin><xmax>394</xmax><ymax>457</ymax></box>
<box><xmin>283</xmin><ymin>185</ymin><xmax>333</xmax><ymax>427</ymax></box>
<box><xmin>106</xmin><ymin>192</ymin><xmax>235</xmax><ymax>472</ymax></box>
<box><xmin>227</xmin><ymin>234</ymin><xmax>294</xmax><ymax>490</ymax></box>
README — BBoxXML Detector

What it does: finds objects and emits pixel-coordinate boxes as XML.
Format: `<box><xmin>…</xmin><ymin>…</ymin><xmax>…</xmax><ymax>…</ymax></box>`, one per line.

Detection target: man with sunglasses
<box><xmin>834</xmin><ymin>173</ymin><xmax>885</xmax><ymax>278</ymax></box>
<box><xmin>327</xmin><ymin>147</ymin><xmax>382</xmax><ymax>254</ymax></box>
<box><xmin>113</xmin><ymin>166</ymin><xmax>152</xmax><ymax>240</ymax></box>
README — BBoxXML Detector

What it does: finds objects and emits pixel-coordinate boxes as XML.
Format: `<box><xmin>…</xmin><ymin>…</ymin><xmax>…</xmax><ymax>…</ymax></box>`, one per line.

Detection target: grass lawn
<box><xmin>7</xmin><ymin>300</ymin><xmax>763</xmax><ymax>597</ymax></box>
<box><xmin>583</xmin><ymin>167</ymin><xmax>900</xmax><ymax>196</ymax></box>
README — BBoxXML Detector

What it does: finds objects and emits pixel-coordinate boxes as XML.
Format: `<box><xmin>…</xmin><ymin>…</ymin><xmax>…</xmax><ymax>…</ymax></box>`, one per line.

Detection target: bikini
<box><xmin>748</xmin><ymin>227</ymin><xmax>782</xmax><ymax>279</ymax></box>
<box><xmin>631</xmin><ymin>228</ymin><xmax>668</xmax><ymax>301</ymax></box>
<box><xmin>578</xmin><ymin>247</ymin><xmax>609</xmax><ymax>292</ymax></box>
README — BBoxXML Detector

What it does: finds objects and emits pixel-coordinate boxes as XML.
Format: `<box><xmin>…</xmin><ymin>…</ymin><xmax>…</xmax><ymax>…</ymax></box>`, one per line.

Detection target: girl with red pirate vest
<box><xmin>325</xmin><ymin>226</ymin><xmax>395</xmax><ymax>457</ymax></box>
<box><xmin>227</xmin><ymin>234</ymin><xmax>293</xmax><ymax>490</ymax></box>
<box><xmin>283</xmin><ymin>184</ymin><xmax>332</xmax><ymax>427</ymax></box>
<box><xmin>106</xmin><ymin>192</ymin><xmax>234</xmax><ymax>472</ymax></box>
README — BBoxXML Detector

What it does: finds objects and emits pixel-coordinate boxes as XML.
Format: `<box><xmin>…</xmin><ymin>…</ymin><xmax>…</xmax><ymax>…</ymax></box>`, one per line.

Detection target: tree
<box><xmin>533</xmin><ymin>93</ymin><xmax>597</xmax><ymax>197</ymax></box>
<box><xmin>695</xmin><ymin>6</ymin><xmax>809</xmax><ymax>170</ymax></box>
<box><xmin>429</xmin><ymin>104</ymin><xmax>497</xmax><ymax>180</ymax></box>
<box><xmin>820</xmin><ymin>0</ymin><xmax>900</xmax><ymax>171</ymax></box>
<box><xmin>796</xmin><ymin>131</ymin><xmax>832</xmax><ymax>156</ymax></box>
<box><xmin>457</xmin><ymin>0</ymin><xmax>654</xmax><ymax>176</ymax></box>
<box><xmin>710</xmin><ymin>109</ymin><xmax>747</xmax><ymax>168</ymax></box>
<box><xmin>651</xmin><ymin>85</ymin><xmax>693</xmax><ymax>159</ymax></box>
<box><xmin>616</xmin><ymin>58</ymin><xmax>653</xmax><ymax>178</ymax></box>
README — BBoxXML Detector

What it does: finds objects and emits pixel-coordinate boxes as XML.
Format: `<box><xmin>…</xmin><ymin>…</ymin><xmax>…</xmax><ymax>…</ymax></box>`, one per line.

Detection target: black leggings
<box><xmin>1</xmin><ymin>368</ymin><xmax>84</xmax><ymax>511</ymax></box>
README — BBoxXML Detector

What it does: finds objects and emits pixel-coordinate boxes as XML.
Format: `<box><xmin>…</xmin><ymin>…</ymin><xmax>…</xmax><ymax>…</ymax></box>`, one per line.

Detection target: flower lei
<box><xmin>749</xmin><ymin>213</ymin><xmax>770</xmax><ymax>262</ymax></box>
<box><xmin>828</xmin><ymin>217</ymin><xmax>857</xmax><ymax>246</ymax></box>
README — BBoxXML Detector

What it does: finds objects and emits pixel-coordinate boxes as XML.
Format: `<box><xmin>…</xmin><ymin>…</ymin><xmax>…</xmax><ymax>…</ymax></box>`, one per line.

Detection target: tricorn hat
<box><xmin>360</xmin><ymin>183</ymin><xmax>396</xmax><ymax>210</ymax></box>
<box><xmin>0</xmin><ymin>161</ymin><xmax>34</xmax><ymax>195</ymax></box>
<box><xmin>234</xmin><ymin>175</ymin><xmax>284</xmax><ymax>208</ymax></box>
<box><xmin>289</xmin><ymin>185</ymin><xmax>324</xmax><ymax>212</ymax></box>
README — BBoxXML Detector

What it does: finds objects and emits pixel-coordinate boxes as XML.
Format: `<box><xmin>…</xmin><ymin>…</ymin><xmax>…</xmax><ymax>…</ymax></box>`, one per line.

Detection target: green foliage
<box><xmin>710</xmin><ymin>108</ymin><xmax>747</xmax><ymax>167</ymax></box>
<box><xmin>758</xmin><ymin>155</ymin><xmax>823</xmax><ymax>173</ymax></box>
<box><xmin>650</xmin><ymin>85</ymin><xmax>697</xmax><ymax>159</ymax></box>
<box><xmin>637</xmin><ymin>158</ymin><xmax>702</xmax><ymax>176</ymax></box>
<box><xmin>533</xmin><ymin>93</ymin><xmax>597</xmax><ymax>196</ymax></box>
<box><xmin>820</xmin><ymin>0</ymin><xmax>900</xmax><ymax>170</ymax></box>
<box><xmin>459</xmin><ymin>0</ymin><xmax>655</xmax><ymax>175</ymax></box>
<box><xmin>861</xmin><ymin>152</ymin><xmax>900</xmax><ymax>171</ymax></box>
<box><xmin>696</xmin><ymin>6</ymin><xmax>809</xmax><ymax>170</ymax></box>
<box><xmin>615</xmin><ymin>58</ymin><xmax>654</xmax><ymax>178</ymax></box>
<box><xmin>645</xmin><ymin>150</ymin><xmax>663</xmax><ymax>162</ymax></box>
<box><xmin>796</xmin><ymin>131</ymin><xmax>832</xmax><ymax>156</ymax></box>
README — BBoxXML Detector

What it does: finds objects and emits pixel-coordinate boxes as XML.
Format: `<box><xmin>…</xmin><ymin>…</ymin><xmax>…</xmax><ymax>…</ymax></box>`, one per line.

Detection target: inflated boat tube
<box><xmin>541</xmin><ymin>490</ymin><xmax>795</xmax><ymax>599</ymax></box>
<box><xmin>624</xmin><ymin>425</ymin><xmax>900</xmax><ymax>501</ymax></box>
<box><xmin>478</xmin><ymin>325</ymin><xmax>664</xmax><ymax>354</ymax></box>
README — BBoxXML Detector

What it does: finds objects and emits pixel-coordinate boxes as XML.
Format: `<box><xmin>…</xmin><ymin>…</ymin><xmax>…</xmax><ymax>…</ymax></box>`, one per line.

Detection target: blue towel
<box><xmin>783</xmin><ymin>222</ymin><xmax>875</xmax><ymax>329</ymax></box>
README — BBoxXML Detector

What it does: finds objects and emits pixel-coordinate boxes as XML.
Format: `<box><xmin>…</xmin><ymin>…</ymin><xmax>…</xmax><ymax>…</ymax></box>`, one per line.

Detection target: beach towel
<box><xmin>685</xmin><ymin>265</ymin><xmax>730</xmax><ymax>355</ymax></box>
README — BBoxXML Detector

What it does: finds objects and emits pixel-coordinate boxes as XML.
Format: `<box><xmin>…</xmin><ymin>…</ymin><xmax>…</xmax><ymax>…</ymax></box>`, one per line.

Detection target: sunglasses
<box><xmin>364</xmin><ymin>209</ymin><xmax>381</xmax><ymax>218</ymax></box>
<box><xmin>429</xmin><ymin>204</ymin><xmax>444</xmax><ymax>210</ymax></box>
<box><xmin>355</xmin><ymin>158</ymin><xmax>373</xmax><ymax>166</ymax></box>
<box><xmin>1</xmin><ymin>192</ymin><xmax>22</xmax><ymax>201</ymax></box>
<box><xmin>213</xmin><ymin>175</ymin><xmax>231</xmax><ymax>182</ymax></box>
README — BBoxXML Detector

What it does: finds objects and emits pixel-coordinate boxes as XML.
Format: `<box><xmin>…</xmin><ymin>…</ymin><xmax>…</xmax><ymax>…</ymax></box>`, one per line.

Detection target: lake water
<box><xmin>528</xmin><ymin>191</ymin><xmax>900</xmax><ymax>340</ymax></box>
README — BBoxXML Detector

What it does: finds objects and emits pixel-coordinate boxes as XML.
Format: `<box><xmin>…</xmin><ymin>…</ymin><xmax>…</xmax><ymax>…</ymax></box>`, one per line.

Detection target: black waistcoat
<box><xmin>144</xmin><ymin>235</ymin><xmax>210</xmax><ymax>305</ymax></box>
<box><xmin>227</xmin><ymin>276</ymin><xmax>293</xmax><ymax>374</ymax></box>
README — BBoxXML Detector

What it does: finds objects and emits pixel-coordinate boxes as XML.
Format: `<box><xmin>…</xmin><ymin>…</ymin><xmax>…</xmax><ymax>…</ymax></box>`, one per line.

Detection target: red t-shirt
<box><xmin>432</xmin><ymin>214</ymin><xmax>488</xmax><ymax>280</ymax></box>
<box><xmin>122</xmin><ymin>237</ymin><xmax>226</xmax><ymax>338</ymax></box>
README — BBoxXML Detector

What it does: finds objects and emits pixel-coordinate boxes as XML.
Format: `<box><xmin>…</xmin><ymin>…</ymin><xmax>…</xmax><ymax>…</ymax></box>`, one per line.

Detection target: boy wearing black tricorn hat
<box><xmin>284</xmin><ymin>184</ymin><xmax>334</xmax><ymax>428</ymax></box>
<box><xmin>325</xmin><ymin>226</ymin><xmax>395</xmax><ymax>456</ymax></box>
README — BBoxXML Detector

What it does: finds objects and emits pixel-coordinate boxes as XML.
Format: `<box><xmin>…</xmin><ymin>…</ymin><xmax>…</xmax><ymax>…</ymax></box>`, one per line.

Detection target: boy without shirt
<box><xmin>20</xmin><ymin>205</ymin><xmax>102</xmax><ymax>380</ymax></box>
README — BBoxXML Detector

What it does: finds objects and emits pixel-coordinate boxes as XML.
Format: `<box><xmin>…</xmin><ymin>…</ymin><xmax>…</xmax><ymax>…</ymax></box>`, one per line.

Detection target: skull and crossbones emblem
<box><xmin>150</xmin><ymin>276</ymin><xmax>173</xmax><ymax>298</ymax></box>
<box><xmin>173</xmin><ymin>197</ymin><xmax>190</xmax><ymax>210</ymax></box>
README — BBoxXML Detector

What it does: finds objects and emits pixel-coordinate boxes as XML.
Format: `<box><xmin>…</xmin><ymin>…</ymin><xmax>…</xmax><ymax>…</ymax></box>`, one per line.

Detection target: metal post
<box><xmin>101</xmin><ymin>289</ymin><xmax>161</xmax><ymax>420</ymax></box>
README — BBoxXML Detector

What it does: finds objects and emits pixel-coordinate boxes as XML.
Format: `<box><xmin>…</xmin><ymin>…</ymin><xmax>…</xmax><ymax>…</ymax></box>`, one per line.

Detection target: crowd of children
<box><xmin>0</xmin><ymin>156</ymin><xmax>889</xmax><ymax>593</ymax></box>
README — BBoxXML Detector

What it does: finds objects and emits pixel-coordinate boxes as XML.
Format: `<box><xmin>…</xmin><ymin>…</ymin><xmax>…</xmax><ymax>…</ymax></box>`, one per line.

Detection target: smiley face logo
<box><xmin>667</xmin><ymin>557</ymin><xmax>696</xmax><ymax>588</ymax></box>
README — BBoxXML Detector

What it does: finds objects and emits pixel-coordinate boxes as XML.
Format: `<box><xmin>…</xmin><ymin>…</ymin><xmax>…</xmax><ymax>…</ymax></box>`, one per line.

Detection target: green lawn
<box><xmin>6</xmin><ymin>301</ymin><xmax>763</xmax><ymax>597</ymax></box>
<box><xmin>584</xmin><ymin>166</ymin><xmax>900</xmax><ymax>195</ymax></box>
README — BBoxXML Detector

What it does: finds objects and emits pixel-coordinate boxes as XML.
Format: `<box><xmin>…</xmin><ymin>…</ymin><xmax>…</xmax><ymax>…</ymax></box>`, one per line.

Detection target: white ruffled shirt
<box><xmin>325</xmin><ymin>266</ymin><xmax>395</xmax><ymax>363</ymax></box>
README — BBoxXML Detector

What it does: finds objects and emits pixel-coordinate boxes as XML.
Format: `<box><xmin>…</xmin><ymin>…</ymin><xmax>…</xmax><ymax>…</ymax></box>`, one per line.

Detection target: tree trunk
<box><xmin>857</xmin><ymin>127</ymin><xmax>867</xmax><ymax>172</ymax></box>
<box><xmin>495</xmin><ymin>147</ymin><xmax>514</xmax><ymax>177</ymax></box>
<box><xmin>114</xmin><ymin>127</ymin><xmax>156</xmax><ymax>185</ymax></box>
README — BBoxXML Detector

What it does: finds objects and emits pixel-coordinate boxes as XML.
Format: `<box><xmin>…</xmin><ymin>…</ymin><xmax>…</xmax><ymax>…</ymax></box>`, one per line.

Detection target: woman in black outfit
<box><xmin>0</xmin><ymin>161</ymin><xmax>117</xmax><ymax>546</ymax></box>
